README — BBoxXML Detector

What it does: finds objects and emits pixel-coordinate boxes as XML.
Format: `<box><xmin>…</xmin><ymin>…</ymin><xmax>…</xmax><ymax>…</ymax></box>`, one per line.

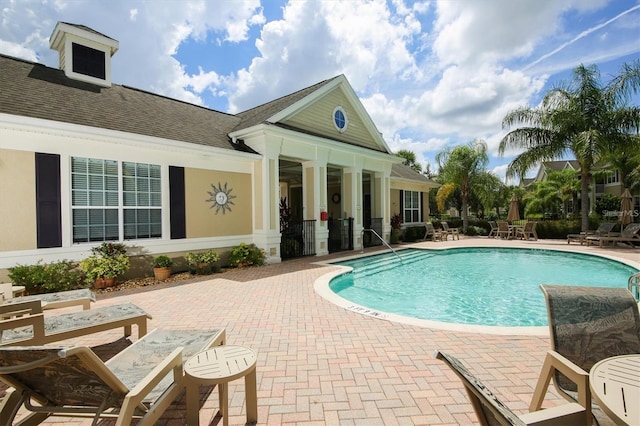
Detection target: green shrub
<box><xmin>186</xmin><ymin>249</ymin><xmax>220</xmax><ymax>274</ymax></box>
<box><xmin>79</xmin><ymin>253</ymin><xmax>130</xmax><ymax>284</ymax></box>
<box><xmin>464</xmin><ymin>226</ymin><xmax>485</xmax><ymax>236</ymax></box>
<box><xmin>153</xmin><ymin>255</ymin><xmax>173</xmax><ymax>268</ymax></box>
<box><xmin>8</xmin><ymin>260</ymin><xmax>85</xmax><ymax>294</ymax></box>
<box><xmin>401</xmin><ymin>226</ymin><xmax>423</xmax><ymax>242</ymax></box>
<box><xmin>91</xmin><ymin>242</ymin><xmax>128</xmax><ymax>257</ymax></box>
<box><xmin>229</xmin><ymin>243</ymin><xmax>266</xmax><ymax>268</ymax></box>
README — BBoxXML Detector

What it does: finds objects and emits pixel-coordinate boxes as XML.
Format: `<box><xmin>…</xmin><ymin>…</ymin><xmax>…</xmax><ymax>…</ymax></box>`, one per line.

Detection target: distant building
<box><xmin>524</xmin><ymin>160</ymin><xmax>639</xmax><ymax>214</ymax></box>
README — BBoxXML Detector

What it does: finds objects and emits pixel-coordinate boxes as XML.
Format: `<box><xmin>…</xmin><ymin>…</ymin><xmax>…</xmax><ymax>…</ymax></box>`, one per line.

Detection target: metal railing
<box><xmin>361</xmin><ymin>228</ymin><xmax>402</xmax><ymax>262</ymax></box>
<box><xmin>629</xmin><ymin>272</ymin><xmax>640</xmax><ymax>301</ymax></box>
<box><xmin>281</xmin><ymin>220</ymin><xmax>316</xmax><ymax>259</ymax></box>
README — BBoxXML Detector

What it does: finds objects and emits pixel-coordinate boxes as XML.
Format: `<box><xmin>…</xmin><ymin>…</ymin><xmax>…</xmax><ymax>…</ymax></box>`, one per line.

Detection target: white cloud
<box><xmin>0</xmin><ymin>0</ymin><xmax>637</xmax><ymax>179</ymax></box>
<box><xmin>0</xmin><ymin>40</ymin><xmax>38</xmax><ymax>61</ymax></box>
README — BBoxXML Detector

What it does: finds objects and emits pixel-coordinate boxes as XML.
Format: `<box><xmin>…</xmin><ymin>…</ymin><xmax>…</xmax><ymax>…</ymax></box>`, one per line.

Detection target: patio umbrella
<box><xmin>507</xmin><ymin>194</ymin><xmax>520</xmax><ymax>222</ymax></box>
<box><xmin>619</xmin><ymin>188</ymin><xmax>633</xmax><ymax>226</ymax></box>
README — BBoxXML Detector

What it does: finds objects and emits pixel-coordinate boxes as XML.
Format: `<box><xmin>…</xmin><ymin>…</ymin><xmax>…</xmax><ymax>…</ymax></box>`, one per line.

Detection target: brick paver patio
<box><xmin>7</xmin><ymin>237</ymin><xmax>638</xmax><ymax>425</ymax></box>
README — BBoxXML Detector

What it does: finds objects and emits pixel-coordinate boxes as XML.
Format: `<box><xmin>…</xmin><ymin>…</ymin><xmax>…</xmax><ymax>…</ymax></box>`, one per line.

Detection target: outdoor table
<box><xmin>589</xmin><ymin>354</ymin><xmax>640</xmax><ymax>425</ymax></box>
<box><xmin>185</xmin><ymin>345</ymin><xmax>257</xmax><ymax>426</ymax></box>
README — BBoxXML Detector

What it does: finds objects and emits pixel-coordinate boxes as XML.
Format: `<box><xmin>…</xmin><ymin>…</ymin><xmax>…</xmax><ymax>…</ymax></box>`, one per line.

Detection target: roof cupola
<box><xmin>49</xmin><ymin>22</ymin><xmax>119</xmax><ymax>87</ymax></box>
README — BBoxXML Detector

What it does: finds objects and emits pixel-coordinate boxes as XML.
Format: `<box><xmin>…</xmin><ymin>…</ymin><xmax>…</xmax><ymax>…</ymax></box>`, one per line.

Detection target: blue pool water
<box><xmin>329</xmin><ymin>248</ymin><xmax>638</xmax><ymax>327</ymax></box>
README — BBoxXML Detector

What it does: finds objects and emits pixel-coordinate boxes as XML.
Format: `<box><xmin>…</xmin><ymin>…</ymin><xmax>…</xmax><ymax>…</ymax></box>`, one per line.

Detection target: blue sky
<box><xmin>1</xmin><ymin>0</ymin><xmax>638</xmax><ymax>182</ymax></box>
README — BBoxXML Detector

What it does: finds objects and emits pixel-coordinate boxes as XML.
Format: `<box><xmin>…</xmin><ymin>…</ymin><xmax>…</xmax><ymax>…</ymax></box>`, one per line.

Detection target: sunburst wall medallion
<box><xmin>206</xmin><ymin>182</ymin><xmax>236</xmax><ymax>215</ymax></box>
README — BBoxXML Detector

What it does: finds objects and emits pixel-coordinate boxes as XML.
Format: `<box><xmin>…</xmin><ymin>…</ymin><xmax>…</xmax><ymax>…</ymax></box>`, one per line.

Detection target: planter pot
<box><xmin>95</xmin><ymin>277</ymin><xmax>116</xmax><ymax>289</ymax></box>
<box><xmin>153</xmin><ymin>267</ymin><xmax>172</xmax><ymax>280</ymax></box>
<box><xmin>195</xmin><ymin>262</ymin><xmax>211</xmax><ymax>275</ymax></box>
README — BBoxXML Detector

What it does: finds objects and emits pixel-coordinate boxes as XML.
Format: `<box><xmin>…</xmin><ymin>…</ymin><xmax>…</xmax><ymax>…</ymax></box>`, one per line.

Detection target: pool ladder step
<box><xmin>353</xmin><ymin>251</ymin><xmax>428</xmax><ymax>279</ymax></box>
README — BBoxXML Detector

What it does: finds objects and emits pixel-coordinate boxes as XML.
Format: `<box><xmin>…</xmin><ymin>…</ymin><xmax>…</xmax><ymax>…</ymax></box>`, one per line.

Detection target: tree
<box><xmin>499</xmin><ymin>61</ymin><xmax>640</xmax><ymax>231</ymax></box>
<box><xmin>396</xmin><ymin>149</ymin><xmax>423</xmax><ymax>173</ymax></box>
<box><xmin>522</xmin><ymin>170</ymin><xmax>579</xmax><ymax>218</ymax></box>
<box><xmin>436</xmin><ymin>139</ymin><xmax>490</xmax><ymax>231</ymax></box>
<box><xmin>472</xmin><ymin>173</ymin><xmax>507</xmax><ymax>219</ymax></box>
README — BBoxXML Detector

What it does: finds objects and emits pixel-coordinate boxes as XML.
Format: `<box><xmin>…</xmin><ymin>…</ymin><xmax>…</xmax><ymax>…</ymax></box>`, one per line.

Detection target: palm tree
<box><xmin>436</xmin><ymin>139</ymin><xmax>489</xmax><ymax>231</ymax></box>
<box><xmin>396</xmin><ymin>149</ymin><xmax>423</xmax><ymax>173</ymax></box>
<box><xmin>499</xmin><ymin>61</ymin><xmax>640</xmax><ymax>231</ymax></box>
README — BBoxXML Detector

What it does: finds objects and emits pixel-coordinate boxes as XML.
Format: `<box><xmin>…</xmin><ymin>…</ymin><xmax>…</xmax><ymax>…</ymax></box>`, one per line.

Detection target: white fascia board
<box><xmin>231</xmin><ymin>123</ymin><xmax>398</xmax><ymax>165</ymax></box>
<box><xmin>391</xmin><ymin>176</ymin><xmax>441</xmax><ymax>188</ymax></box>
<box><xmin>0</xmin><ymin>113</ymin><xmax>261</xmax><ymax>165</ymax></box>
<box><xmin>50</xmin><ymin>22</ymin><xmax>119</xmax><ymax>55</ymax></box>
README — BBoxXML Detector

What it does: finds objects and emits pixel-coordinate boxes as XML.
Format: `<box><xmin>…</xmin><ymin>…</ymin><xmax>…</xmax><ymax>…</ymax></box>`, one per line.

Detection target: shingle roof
<box><xmin>542</xmin><ymin>160</ymin><xmax>580</xmax><ymax>171</ymax></box>
<box><xmin>0</xmin><ymin>54</ymin><xmax>246</xmax><ymax>151</ymax></box>
<box><xmin>58</xmin><ymin>22</ymin><xmax>117</xmax><ymax>42</ymax></box>
<box><xmin>233</xmin><ymin>77</ymin><xmax>339</xmax><ymax>131</ymax></box>
<box><xmin>391</xmin><ymin>163</ymin><xmax>439</xmax><ymax>186</ymax></box>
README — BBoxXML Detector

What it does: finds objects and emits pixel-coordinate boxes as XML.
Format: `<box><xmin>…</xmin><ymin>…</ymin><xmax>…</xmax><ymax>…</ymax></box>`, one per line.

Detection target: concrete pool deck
<box><xmin>9</xmin><ymin>237</ymin><xmax>638</xmax><ymax>425</ymax></box>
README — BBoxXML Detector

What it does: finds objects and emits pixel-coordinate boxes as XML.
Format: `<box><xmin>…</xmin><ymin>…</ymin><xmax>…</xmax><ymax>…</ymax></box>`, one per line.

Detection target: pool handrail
<box><xmin>361</xmin><ymin>228</ymin><xmax>402</xmax><ymax>263</ymax></box>
<box><xmin>629</xmin><ymin>272</ymin><xmax>640</xmax><ymax>301</ymax></box>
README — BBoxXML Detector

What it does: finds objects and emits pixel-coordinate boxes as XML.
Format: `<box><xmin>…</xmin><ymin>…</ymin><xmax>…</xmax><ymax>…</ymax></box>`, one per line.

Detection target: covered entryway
<box><xmin>279</xmin><ymin>159</ymin><xmax>316</xmax><ymax>260</ymax></box>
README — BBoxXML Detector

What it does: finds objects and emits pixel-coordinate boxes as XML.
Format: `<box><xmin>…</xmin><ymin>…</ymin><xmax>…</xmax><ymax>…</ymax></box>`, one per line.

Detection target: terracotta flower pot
<box><xmin>95</xmin><ymin>277</ymin><xmax>116</xmax><ymax>289</ymax></box>
<box><xmin>153</xmin><ymin>267</ymin><xmax>172</xmax><ymax>280</ymax></box>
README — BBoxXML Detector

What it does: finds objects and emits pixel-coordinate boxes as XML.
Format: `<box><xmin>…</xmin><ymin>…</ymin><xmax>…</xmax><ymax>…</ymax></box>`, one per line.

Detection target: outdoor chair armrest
<box><xmin>0</xmin><ymin>313</ymin><xmax>46</xmax><ymax>344</ymax></box>
<box><xmin>0</xmin><ymin>300</ymin><xmax>43</xmax><ymax>317</ymax></box>
<box><xmin>520</xmin><ymin>402</ymin><xmax>586</xmax><ymax>426</ymax></box>
<box><xmin>530</xmin><ymin>351</ymin><xmax>591</xmax><ymax>424</ymax></box>
<box><xmin>117</xmin><ymin>346</ymin><xmax>184</xmax><ymax>426</ymax></box>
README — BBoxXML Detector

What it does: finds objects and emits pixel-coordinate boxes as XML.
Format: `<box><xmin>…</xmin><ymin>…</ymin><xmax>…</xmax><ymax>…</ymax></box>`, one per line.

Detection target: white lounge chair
<box><xmin>0</xmin><ymin>327</ymin><xmax>226</xmax><ymax>425</ymax></box>
<box><xmin>1</xmin><ymin>301</ymin><xmax>150</xmax><ymax>346</ymax></box>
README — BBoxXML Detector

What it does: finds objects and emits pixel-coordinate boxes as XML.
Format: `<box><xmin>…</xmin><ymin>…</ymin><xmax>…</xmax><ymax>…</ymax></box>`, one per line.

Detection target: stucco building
<box><xmin>0</xmin><ymin>22</ymin><xmax>437</xmax><ymax>278</ymax></box>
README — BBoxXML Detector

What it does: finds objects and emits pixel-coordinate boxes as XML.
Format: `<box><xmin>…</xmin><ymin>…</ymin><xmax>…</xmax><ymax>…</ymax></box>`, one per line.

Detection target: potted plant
<box><xmin>186</xmin><ymin>249</ymin><xmax>219</xmax><ymax>274</ymax></box>
<box><xmin>80</xmin><ymin>253</ymin><xmax>130</xmax><ymax>288</ymax></box>
<box><xmin>152</xmin><ymin>255</ymin><xmax>173</xmax><ymax>280</ymax></box>
<box><xmin>80</xmin><ymin>242</ymin><xmax>130</xmax><ymax>288</ymax></box>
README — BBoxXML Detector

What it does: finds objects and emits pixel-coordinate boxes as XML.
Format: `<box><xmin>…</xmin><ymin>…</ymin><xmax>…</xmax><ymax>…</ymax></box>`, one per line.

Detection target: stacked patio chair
<box><xmin>440</xmin><ymin>222</ymin><xmax>459</xmax><ymax>240</ymax></box>
<box><xmin>487</xmin><ymin>221</ymin><xmax>498</xmax><ymax>238</ymax></box>
<box><xmin>567</xmin><ymin>222</ymin><xmax>616</xmax><ymax>245</ymax></box>
<box><xmin>423</xmin><ymin>222</ymin><xmax>443</xmax><ymax>242</ymax></box>
<box><xmin>496</xmin><ymin>221</ymin><xmax>512</xmax><ymax>239</ymax></box>
<box><xmin>586</xmin><ymin>222</ymin><xmax>640</xmax><ymax>248</ymax></box>
<box><xmin>515</xmin><ymin>221</ymin><xmax>538</xmax><ymax>241</ymax></box>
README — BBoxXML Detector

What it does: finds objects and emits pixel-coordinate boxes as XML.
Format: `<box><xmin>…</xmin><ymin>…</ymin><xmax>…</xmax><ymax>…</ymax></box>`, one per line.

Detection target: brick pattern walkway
<box><xmin>9</xmin><ymin>238</ymin><xmax>637</xmax><ymax>425</ymax></box>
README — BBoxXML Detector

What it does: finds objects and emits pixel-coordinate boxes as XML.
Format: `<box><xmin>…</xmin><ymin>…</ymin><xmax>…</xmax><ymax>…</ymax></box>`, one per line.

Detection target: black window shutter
<box><xmin>399</xmin><ymin>190</ymin><xmax>404</xmax><ymax>219</ymax></box>
<box><xmin>35</xmin><ymin>153</ymin><xmax>62</xmax><ymax>248</ymax></box>
<box><xmin>420</xmin><ymin>192</ymin><xmax>425</xmax><ymax>222</ymax></box>
<box><xmin>169</xmin><ymin>166</ymin><xmax>186</xmax><ymax>239</ymax></box>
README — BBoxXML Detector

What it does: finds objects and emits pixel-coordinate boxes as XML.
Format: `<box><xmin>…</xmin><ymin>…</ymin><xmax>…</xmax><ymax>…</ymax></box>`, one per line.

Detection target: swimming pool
<box><xmin>327</xmin><ymin>247</ymin><xmax>638</xmax><ymax>329</ymax></box>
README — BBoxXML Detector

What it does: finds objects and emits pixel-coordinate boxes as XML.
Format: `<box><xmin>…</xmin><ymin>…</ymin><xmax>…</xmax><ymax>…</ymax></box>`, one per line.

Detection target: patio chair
<box><xmin>586</xmin><ymin>223</ymin><xmax>640</xmax><ymax>248</ymax></box>
<box><xmin>515</xmin><ymin>221</ymin><xmax>538</xmax><ymax>241</ymax></box>
<box><xmin>0</xmin><ymin>327</ymin><xmax>226</xmax><ymax>425</ymax></box>
<box><xmin>423</xmin><ymin>222</ymin><xmax>443</xmax><ymax>242</ymax></box>
<box><xmin>530</xmin><ymin>285</ymin><xmax>640</xmax><ymax>425</ymax></box>
<box><xmin>496</xmin><ymin>221</ymin><xmax>512</xmax><ymax>239</ymax></box>
<box><xmin>441</xmin><ymin>222</ymin><xmax>460</xmax><ymax>240</ymax></box>
<box><xmin>2</xmin><ymin>288</ymin><xmax>96</xmax><ymax>311</ymax></box>
<box><xmin>487</xmin><ymin>221</ymin><xmax>498</xmax><ymax>238</ymax></box>
<box><xmin>567</xmin><ymin>222</ymin><xmax>616</xmax><ymax>245</ymax></box>
<box><xmin>434</xmin><ymin>350</ymin><xmax>587</xmax><ymax>426</ymax></box>
<box><xmin>1</xmin><ymin>301</ymin><xmax>150</xmax><ymax>346</ymax></box>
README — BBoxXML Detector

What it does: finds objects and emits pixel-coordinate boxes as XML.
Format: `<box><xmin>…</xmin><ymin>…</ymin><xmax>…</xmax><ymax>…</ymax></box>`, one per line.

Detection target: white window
<box><xmin>403</xmin><ymin>191</ymin><xmax>421</xmax><ymax>224</ymax></box>
<box><xmin>605</xmin><ymin>170</ymin><xmax>619</xmax><ymax>184</ymax></box>
<box><xmin>332</xmin><ymin>106</ymin><xmax>348</xmax><ymax>133</ymax></box>
<box><xmin>71</xmin><ymin>157</ymin><xmax>161</xmax><ymax>243</ymax></box>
